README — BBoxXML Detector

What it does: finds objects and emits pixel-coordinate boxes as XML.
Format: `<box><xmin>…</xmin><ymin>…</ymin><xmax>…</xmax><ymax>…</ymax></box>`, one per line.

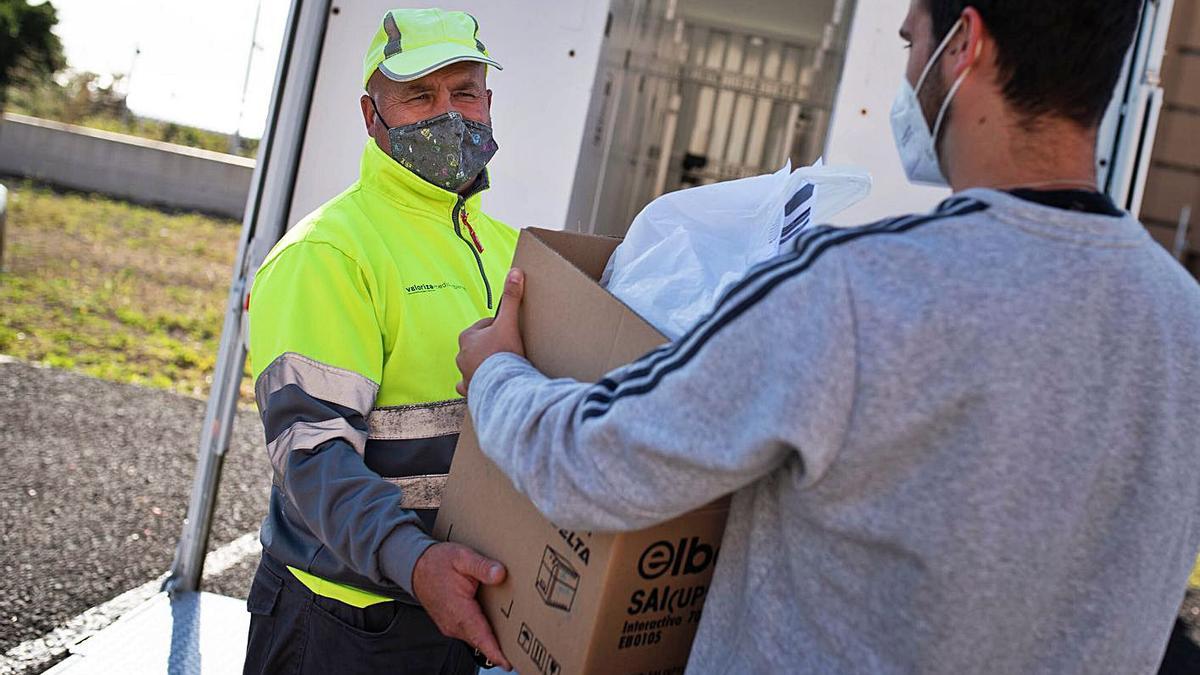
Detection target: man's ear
<box><xmin>949</xmin><ymin>7</ymin><xmax>987</xmax><ymax>79</ymax></box>
<box><xmin>360</xmin><ymin>94</ymin><xmax>376</xmax><ymax>134</ymax></box>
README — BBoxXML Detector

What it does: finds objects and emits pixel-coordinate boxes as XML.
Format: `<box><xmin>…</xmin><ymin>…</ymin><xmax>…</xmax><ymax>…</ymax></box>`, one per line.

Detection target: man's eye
<box><xmin>903</xmin><ymin>42</ymin><xmax>913</xmax><ymax>51</ymax></box>
<box><xmin>455</xmin><ymin>92</ymin><xmax>478</xmax><ymax>99</ymax></box>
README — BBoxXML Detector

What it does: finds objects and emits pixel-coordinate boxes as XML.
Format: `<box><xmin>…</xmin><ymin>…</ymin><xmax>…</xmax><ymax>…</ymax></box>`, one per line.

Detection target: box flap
<box><xmin>515</xmin><ymin>228</ymin><xmax>666</xmax><ymax>382</ymax></box>
<box><xmin>526</xmin><ymin>227</ymin><xmax>622</xmax><ymax>282</ymax></box>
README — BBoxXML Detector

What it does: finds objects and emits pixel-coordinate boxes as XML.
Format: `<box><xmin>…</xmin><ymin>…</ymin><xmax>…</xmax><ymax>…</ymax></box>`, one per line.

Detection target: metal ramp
<box><xmin>41</xmin><ymin>589</ymin><xmax>508</xmax><ymax>675</ymax></box>
<box><xmin>45</xmin><ymin>592</ymin><xmax>249</xmax><ymax>675</ymax></box>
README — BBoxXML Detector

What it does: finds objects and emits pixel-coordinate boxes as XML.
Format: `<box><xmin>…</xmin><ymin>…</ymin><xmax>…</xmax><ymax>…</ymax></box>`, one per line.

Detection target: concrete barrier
<box><xmin>0</xmin><ymin>113</ymin><xmax>254</xmax><ymax>220</ymax></box>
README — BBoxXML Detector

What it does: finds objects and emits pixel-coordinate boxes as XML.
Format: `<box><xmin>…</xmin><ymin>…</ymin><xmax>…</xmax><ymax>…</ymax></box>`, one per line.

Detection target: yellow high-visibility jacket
<box><xmin>248</xmin><ymin>140</ymin><xmax>518</xmax><ymax>606</ymax></box>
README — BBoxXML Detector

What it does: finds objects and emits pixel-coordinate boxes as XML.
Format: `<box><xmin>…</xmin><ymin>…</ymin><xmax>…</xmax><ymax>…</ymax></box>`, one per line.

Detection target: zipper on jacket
<box><xmin>452</xmin><ymin>197</ymin><xmax>493</xmax><ymax>309</ymax></box>
<box><xmin>461</xmin><ymin>210</ymin><xmax>485</xmax><ymax>254</ymax></box>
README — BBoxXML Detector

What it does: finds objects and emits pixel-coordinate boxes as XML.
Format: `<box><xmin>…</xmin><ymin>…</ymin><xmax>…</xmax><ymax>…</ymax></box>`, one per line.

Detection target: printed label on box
<box><xmin>519</xmin><ymin>622</ymin><xmax>563</xmax><ymax>675</ymax></box>
<box><xmin>618</xmin><ymin>536</ymin><xmax>720</xmax><ymax>652</ymax></box>
<box><xmin>536</xmin><ymin>545</ymin><xmax>581</xmax><ymax>612</ymax></box>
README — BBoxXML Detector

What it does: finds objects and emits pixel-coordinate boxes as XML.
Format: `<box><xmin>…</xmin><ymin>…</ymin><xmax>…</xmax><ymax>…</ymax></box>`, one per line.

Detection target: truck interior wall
<box><xmin>572</xmin><ymin>0</ymin><xmax>858</xmax><ymax>237</ymax></box>
<box><xmin>1142</xmin><ymin>0</ymin><xmax>1200</xmax><ymax>274</ymax></box>
<box><xmin>278</xmin><ymin>1</ymin><xmax>1183</xmax><ymax>247</ymax></box>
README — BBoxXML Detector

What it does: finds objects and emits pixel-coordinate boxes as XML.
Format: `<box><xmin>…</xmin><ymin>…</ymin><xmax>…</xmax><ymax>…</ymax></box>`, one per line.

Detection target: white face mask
<box><xmin>890</xmin><ymin>18</ymin><xmax>980</xmax><ymax>187</ymax></box>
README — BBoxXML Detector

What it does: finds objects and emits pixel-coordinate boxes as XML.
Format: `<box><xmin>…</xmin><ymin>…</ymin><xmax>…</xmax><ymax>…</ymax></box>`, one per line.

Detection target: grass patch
<box><xmin>1</xmin><ymin>181</ymin><xmax>253</xmax><ymax>402</ymax></box>
<box><xmin>1191</xmin><ymin>556</ymin><xmax>1200</xmax><ymax>590</ymax></box>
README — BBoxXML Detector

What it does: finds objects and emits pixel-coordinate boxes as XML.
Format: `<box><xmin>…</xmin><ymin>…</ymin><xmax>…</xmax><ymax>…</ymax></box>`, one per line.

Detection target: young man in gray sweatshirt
<box><xmin>453</xmin><ymin>1</ymin><xmax>1200</xmax><ymax>672</ymax></box>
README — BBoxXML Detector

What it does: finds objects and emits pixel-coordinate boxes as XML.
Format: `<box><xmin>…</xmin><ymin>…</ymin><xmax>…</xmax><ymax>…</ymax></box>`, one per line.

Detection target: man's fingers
<box><xmin>454</xmin><ymin>546</ymin><xmax>507</xmax><ymax>585</ymax></box>
<box><xmin>455</xmin><ymin>380</ymin><xmax>467</xmax><ymax>397</ymax></box>
<box><xmin>459</xmin><ymin>318</ymin><xmax>492</xmax><ymax>347</ymax></box>
<box><xmin>458</xmin><ymin>606</ymin><xmax>511</xmax><ymax>671</ymax></box>
<box><xmin>495</xmin><ymin>268</ymin><xmax>524</xmax><ymax>324</ymax></box>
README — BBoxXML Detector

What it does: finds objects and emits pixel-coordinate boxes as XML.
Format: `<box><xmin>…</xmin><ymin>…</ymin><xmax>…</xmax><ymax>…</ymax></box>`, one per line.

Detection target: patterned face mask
<box><xmin>372</xmin><ymin>100</ymin><xmax>499</xmax><ymax>192</ymax></box>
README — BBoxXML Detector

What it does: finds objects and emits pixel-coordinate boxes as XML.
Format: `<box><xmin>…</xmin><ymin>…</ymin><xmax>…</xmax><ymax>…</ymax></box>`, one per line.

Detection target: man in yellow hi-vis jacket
<box><xmin>243</xmin><ymin>9</ymin><xmax>518</xmax><ymax>673</ymax></box>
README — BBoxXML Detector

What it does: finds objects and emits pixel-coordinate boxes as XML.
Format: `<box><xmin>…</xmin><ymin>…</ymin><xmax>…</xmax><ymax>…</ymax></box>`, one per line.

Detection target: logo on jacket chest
<box><xmin>405</xmin><ymin>281</ymin><xmax>468</xmax><ymax>296</ymax></box>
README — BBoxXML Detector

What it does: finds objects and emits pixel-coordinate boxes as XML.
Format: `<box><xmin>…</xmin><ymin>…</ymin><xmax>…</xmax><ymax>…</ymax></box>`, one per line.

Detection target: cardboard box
<box><xmin>434</xmin><ymin>228</ymin><xmax>730</xmax><ymax>675</ymax></box>
<box><xmin>1151</xmin><ymin>109</ymin><xmax>1200</xmax><ymax>172</ymax></box>
<box><xmin>1142</xmin><ymin>164</ymin><xmax>1200</xmax><ymax>232</ymax></box>
<box><xmin>1162</xmin><ymin>49</ymin><xmax>1200</xmax><ymax>109</ymax></box>
<box><xmin>1165</xmin><ymin>0</ymin><xmax>1199</xmax><ymax>49</ymax></box>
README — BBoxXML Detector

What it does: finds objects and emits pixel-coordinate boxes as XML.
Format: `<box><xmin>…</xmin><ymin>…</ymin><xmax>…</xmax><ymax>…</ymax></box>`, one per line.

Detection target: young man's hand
<box><xmin>411</xmin><ymin>542</ymin><xmax>512</xmax><ymax>670</ymax></box>
<box><xmin>456</xmin><ymin>268</ymin><xmax>526</xmax><ymax>396</ymax></box>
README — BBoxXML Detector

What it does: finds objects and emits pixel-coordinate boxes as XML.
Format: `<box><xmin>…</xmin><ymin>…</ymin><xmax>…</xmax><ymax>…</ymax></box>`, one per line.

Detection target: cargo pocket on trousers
<box><xmin>247</xmin><ymin>563</ymin><xmax>282</xmax><ymax>616</ymax></box>
<box><xmin>309</xmin><ymin>593</ymin><xmax>403</xmax><ymax>638</ymax></box>
<box><xmin>244</xmin><ymin>561</ymin><xmax>285</xmax><ymax>675</ymax></box>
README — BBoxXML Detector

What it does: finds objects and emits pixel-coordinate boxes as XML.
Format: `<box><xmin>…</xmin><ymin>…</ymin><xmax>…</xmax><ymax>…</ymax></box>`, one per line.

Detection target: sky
<box><xmin>48</xmin><ymin>0</ymin><xmax>291</xmax><ymax>138</ymax></box>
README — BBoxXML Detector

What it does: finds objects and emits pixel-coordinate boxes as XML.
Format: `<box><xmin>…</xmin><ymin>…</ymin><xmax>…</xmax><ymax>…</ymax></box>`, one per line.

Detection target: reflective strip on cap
<box><xmin>467</xmin><ymin>13</ymin><xmax>486</xmax><ymax>53</ymax></box>
<box><xmin>255</xmin><ymin>352</ymin><xmax>378</xmax><ymax>416</ymax></box>
<box><xmin>267</xmin><ymin>417</ymin><xmax>368</xmax><ymax>476</ymax></box>
<box><xmin>387</xmin><ymin>473</ymin><xmax>448</xmax><ymax>510</ymax></box>
<box><xmin>383</xmin><ymin>12</ymin><xmax>403</xmax><ymax>57</ymax></box>
<box><xmin>368</xmin><ymin>399</ymin><xmax>466</xmax><ymax>440</ymax></box>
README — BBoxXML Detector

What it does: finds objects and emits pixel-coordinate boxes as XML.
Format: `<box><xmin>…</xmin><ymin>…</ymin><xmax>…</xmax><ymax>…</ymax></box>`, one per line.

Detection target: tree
<box><xmin>8</xmin><ymin>70</ymin><xmax>128</xmax><ymax>122</ymax></box>
<box><xmin>0</xmin><ymin>0</ymin><xmax>66</xmax><ymax>110</ymax></box>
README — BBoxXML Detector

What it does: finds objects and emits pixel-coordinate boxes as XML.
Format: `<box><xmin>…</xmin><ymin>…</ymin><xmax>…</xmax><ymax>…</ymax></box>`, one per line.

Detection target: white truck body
<box><xmin>48</xmin><ymin>1</ymin><xmax>1177</xmax><ymax>672</ymax></box>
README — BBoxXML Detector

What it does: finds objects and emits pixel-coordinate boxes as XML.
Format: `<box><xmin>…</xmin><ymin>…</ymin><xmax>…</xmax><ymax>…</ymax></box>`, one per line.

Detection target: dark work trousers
<box><xmin>242</xmin><ymin>553</ymin><xmax>479</xmax><ymax>675</ymax></box>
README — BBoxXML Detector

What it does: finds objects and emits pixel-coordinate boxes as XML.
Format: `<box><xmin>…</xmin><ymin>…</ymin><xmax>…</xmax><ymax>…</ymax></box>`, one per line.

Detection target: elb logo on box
<box><xmin>637</xmin><ymin>537</ymin><xmax>718</xmax><ymax>580</ymax></box>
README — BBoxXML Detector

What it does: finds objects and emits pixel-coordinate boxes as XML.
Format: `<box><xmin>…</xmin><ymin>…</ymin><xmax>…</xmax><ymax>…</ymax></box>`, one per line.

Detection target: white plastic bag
<box><xmin>602</xmin><ymin>162</ymin><xmax>871</xmax><ymax>339</ymax></box>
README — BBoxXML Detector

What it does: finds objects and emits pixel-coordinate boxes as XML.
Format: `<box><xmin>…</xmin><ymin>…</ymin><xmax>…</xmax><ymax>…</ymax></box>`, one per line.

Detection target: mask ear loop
<box><xmin>930</xmin><ymin>25</ymin><xmax>984</xmax><ymax>151</ymax></box>
<box><xmin>914</xmin><ymin>17</ymin><xmax>964</xmax><ymax>95</ymax></box>
<box><xmin>369</xmin><ymin>96</ymin><xmax>391</xmax><ymax>130</ymax></box>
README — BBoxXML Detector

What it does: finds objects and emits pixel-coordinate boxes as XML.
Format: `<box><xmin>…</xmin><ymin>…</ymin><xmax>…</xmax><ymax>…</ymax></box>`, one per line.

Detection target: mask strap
<box><xmin>914</xmin><ymin>18</ymin><xmax>964</xmax><ymax>95</ymax></box>
<box><xmin>369</xmin><ymin>96</ymin><xmax>391</xmax><ymax>130</ymax></box>
<box><xmin>930</xmin><ymin>24</ymin><xmax>984</xmax><ymax>150</ymax></box>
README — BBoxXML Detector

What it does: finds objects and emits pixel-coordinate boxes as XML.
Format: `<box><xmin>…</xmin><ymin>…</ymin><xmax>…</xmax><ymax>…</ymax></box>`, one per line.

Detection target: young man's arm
<box><xmin>460</xmin><ymin>245</ymin><xmax>859</xmax><ymax>532</ymax></box>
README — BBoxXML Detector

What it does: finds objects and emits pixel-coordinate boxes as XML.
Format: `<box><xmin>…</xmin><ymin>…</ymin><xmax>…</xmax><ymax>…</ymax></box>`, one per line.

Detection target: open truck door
<box><xmin>46</xmin><ymin>1</ymin><xmax>1182</xmax><ymax>672</ymax></box>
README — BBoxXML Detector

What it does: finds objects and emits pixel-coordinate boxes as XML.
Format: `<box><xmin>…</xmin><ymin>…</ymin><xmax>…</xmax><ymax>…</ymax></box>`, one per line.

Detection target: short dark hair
<box><xmin>924</xmin><ymin>0</ymin><xmax>1142</xmax><ymax>127</ymax></box>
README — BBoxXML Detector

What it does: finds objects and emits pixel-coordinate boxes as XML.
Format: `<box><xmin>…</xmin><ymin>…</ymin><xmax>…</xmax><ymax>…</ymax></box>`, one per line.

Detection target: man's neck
<box><xmin>945</xmin><ymin>113</ymin><xmax>1099</xmax><ymax>193</ymax></box>
<box><xmin>457</xmin><ymin>172</ymin><xmax>486</xmax><ymax>199</ymax></box>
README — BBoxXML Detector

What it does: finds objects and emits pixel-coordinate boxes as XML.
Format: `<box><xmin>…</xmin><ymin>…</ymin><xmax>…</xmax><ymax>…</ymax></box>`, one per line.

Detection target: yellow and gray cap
<box><xmin>362</xmin><ymin>8</ymin><xmax>502</xmax><ymax>89</ymax></box>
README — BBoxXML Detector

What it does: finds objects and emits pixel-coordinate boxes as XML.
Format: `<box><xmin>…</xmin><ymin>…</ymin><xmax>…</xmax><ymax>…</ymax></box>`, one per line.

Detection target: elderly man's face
<box><xmin>360</xmin><ymin>61</ymin><xmax>491</xmax><ymax>149</ymax></box>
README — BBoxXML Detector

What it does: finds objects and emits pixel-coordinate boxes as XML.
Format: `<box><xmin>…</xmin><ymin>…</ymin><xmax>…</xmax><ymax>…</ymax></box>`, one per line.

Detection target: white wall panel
<box><xmin>287</xmin><ymin>1</ymin><xmax>611</xmax><ymax>231</ymax></box>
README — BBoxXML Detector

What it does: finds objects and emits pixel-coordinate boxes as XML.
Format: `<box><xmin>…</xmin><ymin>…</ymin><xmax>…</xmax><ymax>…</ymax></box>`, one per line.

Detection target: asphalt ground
<box><xmin>0</xmin><ymin>359</ymin><xmax>1197</xmax><ymax>673</ymax></box>
<box><xmin>0</xmin><ymin>359</ymin><xmax>269</xmax><ymax>667</ymax></box>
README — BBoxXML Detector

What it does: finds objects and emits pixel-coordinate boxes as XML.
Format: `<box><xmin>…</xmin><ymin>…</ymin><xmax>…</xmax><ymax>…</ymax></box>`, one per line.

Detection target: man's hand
<box><xmin>412</xmin><ymin>542</ymin><xmax>512</xmax><ymax>670</ymax></box>
<box><xmin>457</xmin><ymin>268</ymin><xmax>526</xmax><ymax>396</ymax></box>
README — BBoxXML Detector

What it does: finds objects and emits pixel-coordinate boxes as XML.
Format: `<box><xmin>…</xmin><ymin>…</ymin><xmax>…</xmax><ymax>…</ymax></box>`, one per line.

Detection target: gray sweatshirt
<box><xmin>468</xmin><ymin>189</ymin><xmax>1200</xmax><ymax>674</ymax></box>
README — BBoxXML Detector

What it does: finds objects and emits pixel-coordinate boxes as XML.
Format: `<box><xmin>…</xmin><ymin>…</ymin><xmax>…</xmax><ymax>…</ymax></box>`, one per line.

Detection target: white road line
<box><xmin>0</xmin><ymin>531</ymin><xmax>261</xmax><ymax>675</ymax></box>
<box><xmin>198</xmin><ymin>531</ymin><xmax>261</xmax><ymax>578</ymax></box>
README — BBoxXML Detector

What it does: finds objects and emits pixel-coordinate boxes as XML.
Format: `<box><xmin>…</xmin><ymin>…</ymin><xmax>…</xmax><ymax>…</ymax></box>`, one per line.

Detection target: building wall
<box><xmin>0</xmin><ymin>114</ymin><xmax>253</xmax><ymax>220</ymax></box>
<box><xmin>1143</xmin><ymin>0</ymin><xmax>1200</xmax><ymax>275</ymax></box>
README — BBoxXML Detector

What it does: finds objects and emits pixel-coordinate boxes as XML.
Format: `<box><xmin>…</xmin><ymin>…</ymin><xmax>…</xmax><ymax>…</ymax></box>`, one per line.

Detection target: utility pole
<box><xmin>123</xmin><ymin>46</ymin><xmax>141</xmax><ymax>124</ymax></box>
<box><xmin>127</xmin><ymin>45</ymin><xmax>142</xmax><ymax>90</ymax></box>
<box><xmin>231</xmin><ymin>0</ymin><xmax>264</xmax><ymax>156</ymax></box>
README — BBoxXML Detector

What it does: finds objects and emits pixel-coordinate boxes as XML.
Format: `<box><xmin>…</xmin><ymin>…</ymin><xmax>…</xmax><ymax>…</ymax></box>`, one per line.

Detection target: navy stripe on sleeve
<box><xmin>581</xmin><ymin>199</ymin><xmax>988</xmax><ymax>421</ymax></box>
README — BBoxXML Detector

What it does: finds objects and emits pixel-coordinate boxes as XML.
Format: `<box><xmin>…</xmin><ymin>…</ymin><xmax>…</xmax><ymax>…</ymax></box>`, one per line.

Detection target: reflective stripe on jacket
<box><xmin>248</xmin><ymin>140</ymin><xmax>518</xmax><ymax>604</ymax></box>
